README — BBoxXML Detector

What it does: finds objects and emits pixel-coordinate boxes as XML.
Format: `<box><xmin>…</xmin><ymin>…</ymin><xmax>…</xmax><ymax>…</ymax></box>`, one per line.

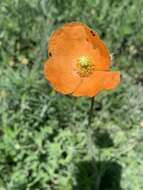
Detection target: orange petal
<box><xmin>48</xmin><ymin>23</ymin><xmax>87</xmax><ymax>56</ymax></box>
<box><xmin>65</xmin><ymin>22</ymin><xmax>111</xmax><ymax>70</ymax></box>
<box><xmin>48</xmin><ymin>22</ymin><xmax>111</xmax><ymax>71</ymax></box>
<box><xmin>85</xmin><ymin>27</ymin><xmax>111</xmax><ymax>70</ymax></box>
<box><xmin>44</xmin><ymin>58</ymin><xmax>82</xmax><ymax>94</ymax></box>
<box><xmin>103</xmin><ymin>71</ymin><xmax>120</xmax><ymax>90</ymax></box>
<box><xmin>73</xmin><ymin>71</ymin><xmax>120</xmax><ymax>97</ymax></box>
<box><xmin>49</xmin><ymin>38</ymin><xmax>110</xmax><ymax>75</ymax></box>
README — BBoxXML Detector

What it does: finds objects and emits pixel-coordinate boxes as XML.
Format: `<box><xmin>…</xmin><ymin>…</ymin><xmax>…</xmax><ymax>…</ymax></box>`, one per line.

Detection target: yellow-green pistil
<box><xmin>77</xmin><ymin>56</ymin><xmax>94</xmax><ymax>77</ymax></box>
<box><xmin>79</xmin><ymin>56</ymin><xmax>91</xmax><ymax>68</ymax></box>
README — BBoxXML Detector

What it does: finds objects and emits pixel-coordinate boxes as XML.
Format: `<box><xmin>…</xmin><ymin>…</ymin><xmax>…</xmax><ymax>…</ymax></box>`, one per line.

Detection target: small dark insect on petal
<box><xmin>49</xmin><ymin>52</ymin><xmax>52</xmax><ymax>57</ymax></box>
<box><xmin>90</xmin><ymin>30</ymin><xmax>96</xmax><ymax>36</ymax></box>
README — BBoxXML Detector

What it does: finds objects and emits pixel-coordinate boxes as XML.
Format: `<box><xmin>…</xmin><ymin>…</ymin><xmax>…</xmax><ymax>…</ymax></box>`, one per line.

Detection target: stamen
<box><xmin>77</xmin><ymin>56</ymin><xmax>94</xmax><ymax>77</ymax></box>
<box><xmin>79</xmin><ymin>56</ymin><xmax>91</xmax><ymax>67</ymax></box>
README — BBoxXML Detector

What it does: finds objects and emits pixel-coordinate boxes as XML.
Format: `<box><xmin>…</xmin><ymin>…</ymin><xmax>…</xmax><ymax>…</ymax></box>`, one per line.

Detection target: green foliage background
<box><xmin>0</xmin><ymin>0</ymin><xmax>143</xmax><ymax>189</ymax></box>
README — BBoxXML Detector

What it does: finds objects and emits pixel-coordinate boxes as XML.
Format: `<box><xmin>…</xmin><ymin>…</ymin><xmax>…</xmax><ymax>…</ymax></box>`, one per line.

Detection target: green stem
<box><xmin>87</xmin><ymin>97</ymin><xmax>101</xmax><ymax>190</ymax></box>
<box><xmin>88</xmin><ymin>97</ymin><xmax>95</xmax><ymax>127</ymax></box>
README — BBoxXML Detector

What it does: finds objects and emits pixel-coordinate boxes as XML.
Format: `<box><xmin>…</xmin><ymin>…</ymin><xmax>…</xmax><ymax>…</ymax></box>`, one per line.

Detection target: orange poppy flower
<box><xmin>44</xmin><ymin>22</ymin><xmax>120</xmax><ymax>97</ymax></box>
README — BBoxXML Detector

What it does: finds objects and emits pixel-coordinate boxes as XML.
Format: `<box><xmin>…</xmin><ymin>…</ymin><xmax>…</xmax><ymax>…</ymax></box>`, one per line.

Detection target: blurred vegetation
<box><xmin>0</xmin><ymin>0</ymin><xmax>143</xmax><ymax>190</ymax></box>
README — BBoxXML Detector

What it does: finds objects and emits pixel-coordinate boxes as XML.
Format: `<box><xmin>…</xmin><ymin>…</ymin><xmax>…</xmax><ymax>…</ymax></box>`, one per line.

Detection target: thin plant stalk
<box><xmin>87</xmin><ymin>97</ymin><xmax>101</xmax><ymax>190</ymax></box>
<box><xmin>88</xmin><ymin>97</ymin><xmax>95</xmax><ymax>126</ymax></box>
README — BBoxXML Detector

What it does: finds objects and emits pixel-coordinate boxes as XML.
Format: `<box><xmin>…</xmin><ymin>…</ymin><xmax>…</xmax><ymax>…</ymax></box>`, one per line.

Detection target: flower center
<box><xmin>77</xmin><ymin>56</ymin><xmax>94</xmax><ymax>77</ymax></box>
<box><xmin>79</xmin><ymin>56</ymin><xmax>91</xmax><ymax>68</ymax></box>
